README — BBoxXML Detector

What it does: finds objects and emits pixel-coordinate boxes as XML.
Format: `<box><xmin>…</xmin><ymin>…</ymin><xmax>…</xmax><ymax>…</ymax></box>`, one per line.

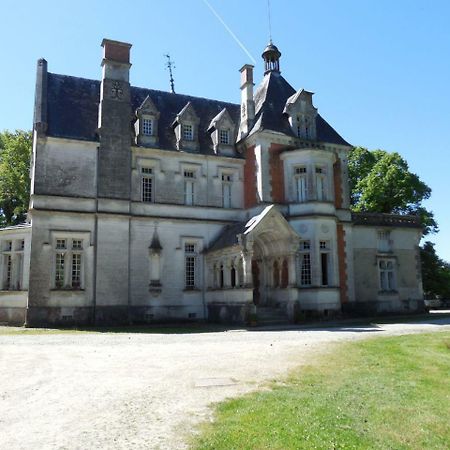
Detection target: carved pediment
<box><xmin>136</xmin><ymin>95</ymin><xmax>160</xmax><ymax>119</ymax></box>
<box><xmin>207</xmin><ymin>108</ymin><xmax>235</xmax><ymax>132</ymax></box>
<box><xmin>172</xmin><ymin>101</ymin><xmax>200</xmax><ymax>127</ymax></box>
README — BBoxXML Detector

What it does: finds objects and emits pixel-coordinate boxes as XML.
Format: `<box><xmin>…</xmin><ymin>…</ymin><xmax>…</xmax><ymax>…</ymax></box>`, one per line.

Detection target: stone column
<box><xmin>241</xmin><ymin>250</ymin><xmax>253</xmax><ymax>287</ymax></box>
<box><xmin>288</xmin><ymin>253</ymin><xmax>297</xmax><ymax>287</ymax></box>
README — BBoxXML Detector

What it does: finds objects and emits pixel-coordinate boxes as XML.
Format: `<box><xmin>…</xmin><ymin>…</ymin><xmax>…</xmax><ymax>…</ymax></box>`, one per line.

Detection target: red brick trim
<box><xmin>269</xmin><ymin>143</ymin><xmax>286</xmax><ymax>203</ymax></box>
<box><xmin>336</xmin><ymin>223</ymin><xmax>348</xmax><ymax>304</ymax></box>
<box><xmin>333</xmin><ymin>159</ymin><xmax>343</xmax><ymax>209</ymax></box>
<box><xmin>244</xmin><ymin>145</ymin><xmax>258</xmax><ymax>208</ymax></box>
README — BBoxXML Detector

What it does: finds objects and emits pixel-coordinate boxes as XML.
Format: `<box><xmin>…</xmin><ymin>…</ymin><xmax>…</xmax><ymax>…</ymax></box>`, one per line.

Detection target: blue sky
<box><xmin>1</xmin><ymin>0</ymin><xmax>449</xmax><ymax>261</ymax></box>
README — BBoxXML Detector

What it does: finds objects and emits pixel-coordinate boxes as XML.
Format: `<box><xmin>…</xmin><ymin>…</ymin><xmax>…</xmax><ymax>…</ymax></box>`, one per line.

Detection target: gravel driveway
<box><xmin>1</xmin><ymin>317</ymin><xmax>449</xmax><ymax>450</ymax></box>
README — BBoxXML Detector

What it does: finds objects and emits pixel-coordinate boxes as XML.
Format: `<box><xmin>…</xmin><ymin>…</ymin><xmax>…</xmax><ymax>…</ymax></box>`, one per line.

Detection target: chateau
<box><xmin>0</xmin><ymin>39</ymin><xmax>424</xmax><ymax>326</ymax></box>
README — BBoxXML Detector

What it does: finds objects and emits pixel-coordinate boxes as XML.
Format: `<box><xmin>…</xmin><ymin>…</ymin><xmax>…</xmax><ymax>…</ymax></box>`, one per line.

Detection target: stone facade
<box><xmin>0</xmin><ymin>39</ymin><xmax>424</xmax><ymax>326</ymax></box>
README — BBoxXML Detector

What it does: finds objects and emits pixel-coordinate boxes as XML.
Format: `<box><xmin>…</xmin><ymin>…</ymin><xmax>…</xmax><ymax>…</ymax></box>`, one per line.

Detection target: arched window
<box><xmin>273</xmin><ymin>260</ymin><xmax>280</xmax><ymax>287</ymax></box>
<box><xmin>220</xmin><ymin>265</ymin><xmax>224</xmax><ymax>288</ymax></box>
<box><xmin>281</xmin><ymin>259</ymin><xmax>289</xmax><ymax>288</ymax></box>
<box><xmin>230</xmin><ymin>266</ymin><xmax>236</xmax><ymax>288</ymax></box>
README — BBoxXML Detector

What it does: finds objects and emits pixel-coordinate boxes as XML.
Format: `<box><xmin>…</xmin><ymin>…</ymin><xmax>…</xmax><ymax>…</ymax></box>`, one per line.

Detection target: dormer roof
<box><xmin>136</xmin><ymin>95</ymin><xmax>160</xmax><ymax>117</ymax></box>
<box><xmin>171</xmin><ymin>101</ymin><xmax>200</xmax><ymax>127</ymax></box>
<box><xmin>207</xmin><ymin>107</ymin><xmax>234</xmax><ymax>132</ymax></box>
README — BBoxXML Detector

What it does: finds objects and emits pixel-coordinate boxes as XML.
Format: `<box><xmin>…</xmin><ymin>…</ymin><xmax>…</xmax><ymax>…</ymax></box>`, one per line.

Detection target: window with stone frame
<box><xmin>219</xmin><ymin>129</ymin><xmax>230</xmax><ymax>145</ymax></box>
<box><xmin>319</xmin><ymin>240</ymin><xmax>330</xmax><ymax>286</ymax></box>
<box><xmin>377</xmin><ymin>230</ymin><xmax>391</xmax><ymax>253</ymax></box>
<box><xmin>184</xmin><ymin>170</ymin><xmax>196</xmax><ymax>205</ymax></box>
<box><xmin>182</xmin><ymin>124</ymin><xmax>194</xmax><ymax>141</ymax></box>
<box><xmin>142</xmin><ymin>118</ymin><xmax>154</xmax><ymax>136</ymax></box>
<box><xmin>294</xmin><ymin>166</ymin><xmax>308</xmax><ymax>202</ymax></box>
<box><xmin>141</xmin><ymin>167</ymin><xmax>154</xmax><ymax>203</ymax></box>
<box><xmin>221</xmin><ymin>173</ymin><xmax>232</xmax><ymax>208</ymax></box>
<box><xmin>299</xmin><ymin>240</ymin><xmax>312</xmax><ymax>286</ymax></box>
<box><xmin>184</xmin><ymin>243</ymin><xmax>197</xmax><ymax>289</ymax></box>
<box><xmin>315</xmin><ymin>166</ymin><xmax>327</xmax><ymax>201</ymax></box>
<box><xmin>379</xmin><ymin>258</ymin><xmax>396</xmax><ymax>291</ymax></box>
<box><xmin>1</xmin><ymin>239</ymin><xmax>25</xmax><ymax>290</ymax></box>
<box><xmin>53</xmin><ymin>238</ymin><xmax>85</xmax><ymax>289</ymax></box>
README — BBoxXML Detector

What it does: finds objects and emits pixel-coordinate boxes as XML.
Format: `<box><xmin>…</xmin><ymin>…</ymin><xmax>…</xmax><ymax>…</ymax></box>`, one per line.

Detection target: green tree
<box><xmin>348</xmin><ymin>146</ymin><xmax>437</xmax><ymax>235</ymax></box>
<box><xmin>420</xmin><ymin>241</ymin><xmax>450</xmax><ymax>299</ymax></box>
<box><xmin>0</xmin><ymin>130</ymin><xmax>32</xmax><ymax>227</ymax></box>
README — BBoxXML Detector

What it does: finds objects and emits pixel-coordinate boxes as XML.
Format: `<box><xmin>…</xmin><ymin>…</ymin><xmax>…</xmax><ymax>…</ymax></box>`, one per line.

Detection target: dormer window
<box><xmin>142</xmin><ymin>118</ymin><xmax>153</xmax><ymax>136</ymax></box>
<box><xmin>135</xmin><ymin>95</ymin><xmax>160</xmax><ymax>147</ymax></box>
<box><xmin>219</xmin><ymin>129</ymin><xmax>230</xmax><ymax>145</ymax></box>
<box><xmin>284</xmin><ymin>90</ymin><xmax>318</xmax><ymax>140</ymax></box>
<box><xmin>207</xmin><ymin>108</ymin><xmax>236</xmax><ymax>155</ymax></box>
<box><xmin>172</xmin><ymin>102</ymin><xmax>200</xmax><ymax>151</ymax></box>
<box><xmin>182</xmin><ymin>124</ymin><xmax>194</xmax><ymax>141</ymax></box>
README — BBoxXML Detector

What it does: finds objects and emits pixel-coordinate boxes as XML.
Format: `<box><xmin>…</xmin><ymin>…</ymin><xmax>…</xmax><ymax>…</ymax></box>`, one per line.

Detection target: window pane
<box><xmin>56</xmin><ymin>239</ymin><xmax>66</xmax><ymax>250</ymax></box>
<box><xmin>182</xmin><ymin>124</ymin><xmax>193</xmax><ymax>141</ymax></box>
<box><xmin>142</xmin><ymin>176</ymin><xmax>153</xmax><ymax>202</ymax></box>
<box><xmin>5</xmin><ymin>255</ymin><xmax>12</xmax><ymax>289</ymax></box>
<box><xmin>222</xmin><ymin>183</ymin><xmax>231</xmax><ymax>208</ymax></box>
<box><xmin>142</xmin><ymin>118</ymin><xmax>153</xmax><ymax>136</ymax></box>
<box><xmin>71</xmin><ymin>253</ymin><xmax>81</xmax><ymax>288</ymax></box>
<box><xmin>185</xmin><ymin>256</ymin><xmax>195</xmax><ymax>288</ymax></box>
<box><xmin>55</xmin><ymin>253</ymin><xmax>65</xmax><ymax>288</ymax></box>
<box><xmin>321</xmin><ymin>253</ymin><xmax>329</xmax><ymax>286</ymax></box>
<box><xmin>72</xmin><ymin>239</ymin><xmax>82</xmax><ymax>250</ymax></box>
<box><xmin>184</xmin><ymin>180</ymin><xmax>194</xmax><ymax>205</ymax></box>
<box><xmin>219</xmin><ymin>129</ymin><xmax>230</xmax><ymax>145</ymax></box>
<box><xmin>300</xmin><ymin>253</ymin><xmax>311</xmax><ymax>285</ymax></box>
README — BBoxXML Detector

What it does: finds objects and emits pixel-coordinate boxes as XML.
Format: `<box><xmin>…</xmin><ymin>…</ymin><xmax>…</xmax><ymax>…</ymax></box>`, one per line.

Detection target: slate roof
<box><xmin>248</xmin><ymin>71</ymin><xmax>351</xmax><ymax>146</ymax></box>
<box><xmin>46</xmin><ymin>73</ymin><xmax>241</xmax><ymax>155</ymax></box>
<box><xmin>45</xmin><ymin>70</ymin><xmax>350</xmax><ymax>150</ymax></box>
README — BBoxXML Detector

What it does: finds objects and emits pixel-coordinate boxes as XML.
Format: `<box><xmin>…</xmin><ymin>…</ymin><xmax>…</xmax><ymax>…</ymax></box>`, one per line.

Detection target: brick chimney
<box><xmin>238</xmin><ymin>64</ymin><xmax>255</xmax><ymax>138</ymax></box>
<box><xmin>100</xmin><ymin>38</ymin><xmax>132</xmax><ymax>84</ymax></box>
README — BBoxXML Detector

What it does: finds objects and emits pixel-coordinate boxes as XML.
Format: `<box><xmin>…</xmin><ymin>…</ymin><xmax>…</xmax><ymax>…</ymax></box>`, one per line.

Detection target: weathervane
<box><xmin>267</xmin><ymin>0</ymin><xmax>273</xmax><ymax>43</ymax></box>
<box><xmin>164</xmin><ymin>54</ymin><xmax>176</xmax><ymax>94</ymax></box>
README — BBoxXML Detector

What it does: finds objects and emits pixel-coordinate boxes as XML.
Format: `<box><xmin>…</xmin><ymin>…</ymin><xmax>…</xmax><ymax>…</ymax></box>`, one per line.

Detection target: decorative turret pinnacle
<box><xmin>262</xmin><ymin>41</ymin><xmax>281</xmax><ymax>74</ymax></box>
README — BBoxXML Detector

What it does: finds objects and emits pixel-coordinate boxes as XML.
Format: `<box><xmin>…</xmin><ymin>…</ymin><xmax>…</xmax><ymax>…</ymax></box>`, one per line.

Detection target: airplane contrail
<box><xmin>202</xmin><ymin>0</ymin><xmax>257</xmax><ymax>64</ymax></box>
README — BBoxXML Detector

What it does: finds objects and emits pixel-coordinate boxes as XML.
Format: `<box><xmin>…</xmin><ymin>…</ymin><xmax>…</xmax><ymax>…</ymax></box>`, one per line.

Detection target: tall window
<box><xmin>4</xmin><ymin>254</ymin><xmax>12</xmax><ymax>290</ymax></box>
<box><xmin>320</xmin><ymin>241</ymin><xmax>330</xmax><ymax>286</ymax></box>
<box><xmin>219</xmin><ymin>129</ymin><xmax>230</xmax><ymax>145</ymax></box>
<box><xmin>379</xmin><ymin>259</ymin><xmax>395</xmax><ymax>291</ymax></box>
<box><xmin>295</xmin><ymin>166</ymin><xmax>307</xmax><ymax>202</ymax></box>
<box><xmin>299</xmin><ymin>240</ymin><xmax>311</xmax><ymax>286</ymax></box>
<box><xmin>2</xmin><ymin>239</ymin><xmax>25</xmax><ymax>291</ymax></box>
<box><xmin>54</xmin><ymin>238</ymin><xmax>84</xmax><ymax>289</ymax></box>
<box><xmin>142</xmin><ymin>118</ymin><xmax>153</xmax><ymax>136</ymax></box>
<box><xmin>182</xmin><ymin>124</ymin><xmax>194</xmax><ymax>141</ymax></box>
<box><xmin>141</xmin><ymin>167</ymin><xmax>153</xmax><ymax>203</ymax></box>
<box><xmin>184</xmin><ymin>170</ymin><xmax>195</xmax><ymax>205</ymax></box>
<box><xmin>222</xmin><ymin>173</ymin><xmax>232</xmax><ymax>208</ymax></box>
<box><xmin>378</xmin><ymin>230</ymin><xmax>391</xmax><ymax>253</ymax></box>
<box><xmin>185</xmin><ymin>243</ymin><xmax>197</xmax><ymax>289</ymax></box>
<box><xmin>315</xmin><ymin>166</ymin><xmax>326</xmax><ymax>201</ymax></box>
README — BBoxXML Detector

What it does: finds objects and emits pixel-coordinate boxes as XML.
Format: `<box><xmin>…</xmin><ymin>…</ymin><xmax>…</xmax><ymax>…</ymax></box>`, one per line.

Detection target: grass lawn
<box><xmin>192</xmin><ymin>332</ymin><xmax>450</xmax><ymax>450</ymax></box>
